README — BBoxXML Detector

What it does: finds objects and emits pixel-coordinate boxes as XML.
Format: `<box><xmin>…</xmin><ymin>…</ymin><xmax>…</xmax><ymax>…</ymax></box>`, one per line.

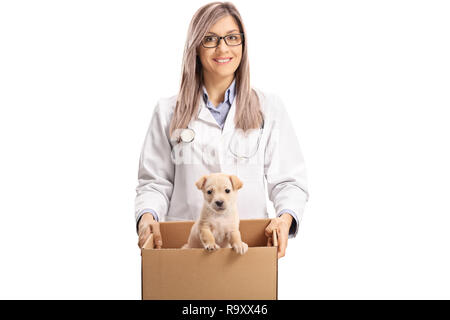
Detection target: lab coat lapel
<box><xmin>197</xmin><ymin>98</ymin><xmax>219</xmax><ymax>127</ymax></box>
<box><xmin>222</xmin><ymin>96</ymin><xmax>236</xmax><ymax>134</ymax></box>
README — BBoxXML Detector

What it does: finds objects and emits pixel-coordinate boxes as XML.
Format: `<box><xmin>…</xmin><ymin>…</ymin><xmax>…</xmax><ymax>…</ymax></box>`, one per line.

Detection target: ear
<box><xmin>195</xmin><ymin>175</ymin><xmax>208</xmax><ymax>190</ymax></box>
<box><xmin>229</xmin><ymin>175</ymin><xmax>243</xmax><ymax>191</ymax></box>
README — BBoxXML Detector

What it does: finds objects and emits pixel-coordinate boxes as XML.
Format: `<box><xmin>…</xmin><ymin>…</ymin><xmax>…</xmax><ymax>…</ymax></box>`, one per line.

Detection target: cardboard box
<box><xmin>141</xmin><ymin>218</ymin><xmax>278</xmax><ymax>300</ymax></box>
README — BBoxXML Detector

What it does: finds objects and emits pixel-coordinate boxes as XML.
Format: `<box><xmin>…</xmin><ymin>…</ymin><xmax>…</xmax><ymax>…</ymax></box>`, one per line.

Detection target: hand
<box><xmin>265</xmin><ymin>214</ymin><xmax>293</xmax><ymax>259</ymax></box>
<box><xmin>138</xmin><ymin>213</ymin><xmax>162</xmax><ymax>249</ymax></box>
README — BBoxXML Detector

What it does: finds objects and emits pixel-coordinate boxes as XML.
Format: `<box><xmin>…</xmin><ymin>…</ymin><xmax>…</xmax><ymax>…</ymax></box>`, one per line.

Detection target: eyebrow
<box><xmin>206</xmin><ymin>29</ymin><xmax>239</xmax><ymax>35</ymax></box>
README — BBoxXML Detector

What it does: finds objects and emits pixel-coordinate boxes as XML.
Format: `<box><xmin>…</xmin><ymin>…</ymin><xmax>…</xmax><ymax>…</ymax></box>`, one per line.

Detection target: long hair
<box><xmin>169</xmin><ymin>1</ymin><xmax>263</xmax><ymax>137</ymax></box>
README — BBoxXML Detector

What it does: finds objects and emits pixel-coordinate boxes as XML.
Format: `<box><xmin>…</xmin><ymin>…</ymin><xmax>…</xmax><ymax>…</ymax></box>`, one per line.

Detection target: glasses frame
<box><xmin>201</xmin><ymin>33</ymin><xmax>245</xmax><ymax>48</ymax></box>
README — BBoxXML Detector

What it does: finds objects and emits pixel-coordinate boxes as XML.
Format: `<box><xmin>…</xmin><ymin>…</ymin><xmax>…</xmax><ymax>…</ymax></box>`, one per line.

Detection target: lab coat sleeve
<box><xmin>264</xmin><ymin>94</ymin><xmax>309</xmax><ymax>238</ymax></box>
<box><xmin>135</xmin><ymin>100</ymin><xmax>175</xmax><ymax>232</ymax></box>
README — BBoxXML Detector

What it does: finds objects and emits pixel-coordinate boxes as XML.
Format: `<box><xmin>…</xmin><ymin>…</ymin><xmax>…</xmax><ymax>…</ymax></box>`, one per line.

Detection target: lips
<box><xmin>213</xmin><ymin>57</ymin><xmax>232</xmax><ymax>65</ymax></box>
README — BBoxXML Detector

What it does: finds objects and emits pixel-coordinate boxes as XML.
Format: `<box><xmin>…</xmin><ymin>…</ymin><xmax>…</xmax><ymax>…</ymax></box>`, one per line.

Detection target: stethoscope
<box><xmin>171</xmin><ymin>118</ymin><xmax>265</xmax><ymax>160</ymax></box>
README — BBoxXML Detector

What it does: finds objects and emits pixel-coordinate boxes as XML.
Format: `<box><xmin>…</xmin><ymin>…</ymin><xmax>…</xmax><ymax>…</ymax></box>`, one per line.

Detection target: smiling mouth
<box><xmin>213</xmin><ymin>58</ymin><xmax>232</xmax><ymax>65</ymax></box>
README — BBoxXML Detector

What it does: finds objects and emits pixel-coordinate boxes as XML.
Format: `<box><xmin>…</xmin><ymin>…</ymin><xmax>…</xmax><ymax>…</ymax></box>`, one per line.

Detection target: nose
<box><xmin>215</xmin><ymin>200</ymin><xmax>224</xmax><ymax>207</ymax></box>
<box><xmin>217</xmin><ymin>37</ymin><xmax>229</xmax><ymax>50</ymax></box>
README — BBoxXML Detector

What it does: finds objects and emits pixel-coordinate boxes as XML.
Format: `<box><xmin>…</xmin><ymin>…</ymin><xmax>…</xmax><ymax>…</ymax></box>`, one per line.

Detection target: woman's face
<box><xmin>198</xmin><ymin>15</ymin><xmax>243</xmax><ymax>81</ymax></box>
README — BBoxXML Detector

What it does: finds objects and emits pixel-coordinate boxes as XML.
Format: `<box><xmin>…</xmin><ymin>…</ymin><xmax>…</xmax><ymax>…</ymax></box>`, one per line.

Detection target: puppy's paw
<box><xmin>232</xmin><ymin>241</ymin><xmax>248</xmax><ymax>255</ymax></box>
<box><xmin>204</xmin><ymin>243</ymin><xmax>220</xmax><ymax>251</ymax></box>
<box><xmin>181</xmin><ymin>244</ymin><xmax>189</xmax><ymax>249</ymax></box>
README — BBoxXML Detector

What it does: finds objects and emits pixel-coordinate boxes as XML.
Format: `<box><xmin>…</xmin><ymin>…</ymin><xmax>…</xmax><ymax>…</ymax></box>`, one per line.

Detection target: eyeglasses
<box><xmin>201</xmin><ymin>33</ymin><xmax>245</xmax><ymax>48</ymax></box>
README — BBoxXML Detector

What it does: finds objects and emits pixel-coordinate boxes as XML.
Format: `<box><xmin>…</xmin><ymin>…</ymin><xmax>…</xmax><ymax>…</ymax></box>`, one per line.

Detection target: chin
<box><xmin>210</xmin><ymin>206</ymin><xmax>226</xmax><ymax>214</ymax></box>
<box><xmin>213</xmin><ymin>70</ymin><xmax>236</xmax><ymax>78</ymax></box>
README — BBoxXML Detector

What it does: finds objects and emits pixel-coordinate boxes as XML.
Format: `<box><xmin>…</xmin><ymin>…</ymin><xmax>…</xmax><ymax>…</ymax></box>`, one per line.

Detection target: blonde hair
<box><xmin>169</xmin><ymin>1</ymin><xmax>263</xmax><ymax>137</ymax></box>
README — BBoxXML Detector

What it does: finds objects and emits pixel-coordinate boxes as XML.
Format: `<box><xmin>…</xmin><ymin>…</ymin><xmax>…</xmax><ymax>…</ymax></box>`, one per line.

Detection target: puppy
<box><xmin>182</xmin><ymin>173</ymin><xmax>248</xmax><ymax>255</ymax></box>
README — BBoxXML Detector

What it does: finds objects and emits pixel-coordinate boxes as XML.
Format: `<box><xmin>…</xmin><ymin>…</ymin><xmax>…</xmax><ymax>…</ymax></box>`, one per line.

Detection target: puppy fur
<box><xmin>182</xmin><ymin>173</ymin><xmax>248</xmax><ymax>255</ymax></box>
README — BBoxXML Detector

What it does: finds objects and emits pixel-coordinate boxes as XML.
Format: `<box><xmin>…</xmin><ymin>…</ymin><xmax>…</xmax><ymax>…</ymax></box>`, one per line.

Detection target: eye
<box><xmin>207</xmin><ymin>190</ymin><xmax>213</xmax><ymax>195</ymax></box>
<box><xmin>225</xmin><ymin>189</ymin><xmax>230</xmax><ymax>193</ymax></box>
<box><xmin>204</xmin><ymin>36</ymin><xmax>217</xmax><ymax>42</ymax></box>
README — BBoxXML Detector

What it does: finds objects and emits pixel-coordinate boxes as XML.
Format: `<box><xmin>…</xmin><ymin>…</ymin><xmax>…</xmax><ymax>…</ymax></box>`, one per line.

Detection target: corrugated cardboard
<box><xmin>141</xmin><ymin>218</ymin><xmax>278</xmax><ymax>300</ymax></box>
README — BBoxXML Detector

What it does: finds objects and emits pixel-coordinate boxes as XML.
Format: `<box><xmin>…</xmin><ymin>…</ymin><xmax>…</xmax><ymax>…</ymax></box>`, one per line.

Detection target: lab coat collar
<box><xmin>197</xmin><ymin>98</ymin><xmax>219</xmax><ymax>127</ymax></box>
<box><xmin>197</xmin><ymin>95</ymin><xmax>236</xmax><ymax>134</ymax></box>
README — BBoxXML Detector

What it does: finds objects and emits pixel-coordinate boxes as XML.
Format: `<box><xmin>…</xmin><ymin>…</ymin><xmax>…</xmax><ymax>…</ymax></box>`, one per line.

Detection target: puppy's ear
<box><xmin>229</xmin><ymin>175</ymin><xmax>243</xmax><ymax>191</ymax></box>
<box><xmin>195</xmin><ymin>175</ymin><xmax>208</xmax><ymax>190</ymax></box>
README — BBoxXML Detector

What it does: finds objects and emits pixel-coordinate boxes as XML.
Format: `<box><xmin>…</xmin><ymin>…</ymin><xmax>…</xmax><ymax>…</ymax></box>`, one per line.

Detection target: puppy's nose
<box><xmin>215</xmin><ymin>200</ymin><xmax>224</xmax><ymax>207</ymax></box>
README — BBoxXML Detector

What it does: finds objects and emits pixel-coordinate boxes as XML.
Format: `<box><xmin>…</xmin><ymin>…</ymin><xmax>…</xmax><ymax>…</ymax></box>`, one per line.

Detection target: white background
<box><xmin>1</xmin><ymin>0</ymin><xmax>449</xmax><ymax>299</ymax></box>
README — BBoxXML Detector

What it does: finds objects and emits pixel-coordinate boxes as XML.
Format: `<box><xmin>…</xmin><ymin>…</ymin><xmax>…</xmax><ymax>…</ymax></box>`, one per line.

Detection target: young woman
<box><xmin>135</xmin><ymin>2</ymin><xmax>309</xmax><ymax>258</ymax></box>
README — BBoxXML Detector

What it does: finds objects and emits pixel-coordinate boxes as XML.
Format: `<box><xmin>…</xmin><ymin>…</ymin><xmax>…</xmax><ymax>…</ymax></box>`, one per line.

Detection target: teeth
<box><xmin>216</xmin><ymin>59</ymin><xmax>230</xmax><ymax>63</ymax></box>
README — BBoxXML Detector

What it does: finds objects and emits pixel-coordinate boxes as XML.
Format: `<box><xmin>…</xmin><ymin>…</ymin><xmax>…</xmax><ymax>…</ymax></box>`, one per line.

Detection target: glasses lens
<box><xmin>203</xmin><ymin>36</ymin><xmax>219</xmax><ymax>48</ymax></box>
<box><xmin>225</xmin><ymin>34</ymin><xmax>243</xmax><ymax>46</ymax></box>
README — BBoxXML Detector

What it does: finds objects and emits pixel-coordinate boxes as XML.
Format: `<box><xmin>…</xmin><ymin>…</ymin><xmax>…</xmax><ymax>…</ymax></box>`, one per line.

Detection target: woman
<box><xmin>135</xmin><ymin>2</ymin><xmax>309</xmax><ymax>259</ymax></box>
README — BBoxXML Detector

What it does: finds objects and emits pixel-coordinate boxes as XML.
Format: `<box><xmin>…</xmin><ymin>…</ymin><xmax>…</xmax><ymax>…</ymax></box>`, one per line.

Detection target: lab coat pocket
<box><xmin>171</xmin><ymin>140</ymin><xmax>204</xmax><ymax>166</ymax></box>
<box><xmin>228</xmin><ymin>128</ymin><xmax>262</xmax><ymax>160</ymax></box>
<box><xmin>228</xmin><ymin>128</ymin><xmax>265</xmax><ymax>184</ymax></box>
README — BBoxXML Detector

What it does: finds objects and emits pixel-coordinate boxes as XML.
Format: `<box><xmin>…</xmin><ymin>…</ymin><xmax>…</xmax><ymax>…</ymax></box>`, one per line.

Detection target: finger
<box><xmin>138</xmin><ymin>228</ymin><xmax>150</xmax><ymax>248</ymax></box>
<box><xmin>138</xmin><ymin>225</ymin><xmax>151</xmax><ymax>248</ymax></box>
<box><xmin>150</xmin><ymin>223</ymin><xmax>163</xmax><ymax>249</ymax></box>
<box><xmin>138</xmin><ymin>230</ymin><xmax>145</xmax><ymax>248</ymax></box>
<box><xmin>265</xmin><ymin>220</ymin><xmax>276</xmax><ymax>238</ymax></box>
<box><xmin>138</xmin><ymin>234</ymin><xmax>145</xmax><ymax>249</ymax></box>
<box><xmin>277</xmin><ymin>229</ymin><xmax>287</xmax><ymax>259</ymax></box>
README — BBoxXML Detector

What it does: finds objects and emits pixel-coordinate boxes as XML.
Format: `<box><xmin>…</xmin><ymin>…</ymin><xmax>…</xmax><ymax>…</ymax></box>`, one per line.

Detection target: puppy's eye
<box><xmin>225</xmin><ymin>189</ymin><xmax>230</xmax><ymax>193</ymax></box>
<box><xmin>207</xmin><ymin>190</ymin><xmax>213</xmax><ymax>195</ymax></box>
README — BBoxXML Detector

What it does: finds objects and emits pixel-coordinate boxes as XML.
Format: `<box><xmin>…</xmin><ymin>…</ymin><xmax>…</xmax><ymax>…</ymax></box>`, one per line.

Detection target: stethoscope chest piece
<box><xmin>180</xmin><ymin>128</ymin><xmax>195</xmax><ymax>143</ymax></box>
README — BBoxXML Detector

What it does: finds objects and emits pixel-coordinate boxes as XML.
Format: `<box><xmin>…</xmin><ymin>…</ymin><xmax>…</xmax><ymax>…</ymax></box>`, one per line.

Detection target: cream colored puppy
<box><xmin>182</xmin><ymin>173</ymin><xmax>248</xmax><ymax>255</ymax></box>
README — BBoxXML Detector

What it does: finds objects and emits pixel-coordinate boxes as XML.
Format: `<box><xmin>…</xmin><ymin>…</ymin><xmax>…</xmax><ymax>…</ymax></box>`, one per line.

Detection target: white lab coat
<box><xmin>135</xmin><ymin>88</ymin><xmax>309</xmax><ymax>236</ymax></box>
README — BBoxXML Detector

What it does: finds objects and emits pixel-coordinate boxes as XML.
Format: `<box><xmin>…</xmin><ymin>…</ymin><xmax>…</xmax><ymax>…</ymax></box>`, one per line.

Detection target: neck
<box><xmin>202</xmin><ymin>72</ymin><xmax>234</xmax><ymax>105</ymax></box>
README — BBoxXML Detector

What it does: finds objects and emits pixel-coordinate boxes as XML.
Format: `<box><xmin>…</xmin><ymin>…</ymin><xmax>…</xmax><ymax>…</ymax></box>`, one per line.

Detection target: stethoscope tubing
<box><xmin>173</xmin><ymin>118</ymin><xmax>265</xmax><ymax>160</ymax></box>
